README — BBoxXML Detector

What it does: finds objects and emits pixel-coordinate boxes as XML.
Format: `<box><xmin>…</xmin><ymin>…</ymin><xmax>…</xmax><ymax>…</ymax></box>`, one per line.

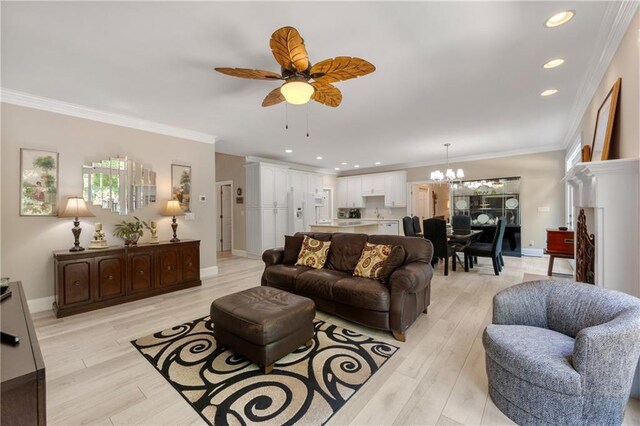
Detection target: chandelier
<box><xmin>430</xmin><ymin>143</ymin><xmax>464</xmax><ymax>182</ymax></box>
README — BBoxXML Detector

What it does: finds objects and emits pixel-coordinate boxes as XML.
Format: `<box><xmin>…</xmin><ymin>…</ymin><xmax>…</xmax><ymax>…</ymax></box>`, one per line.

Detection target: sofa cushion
<box><xmin>380</xmin><ymin>245</ymin><xmax>406</xmax><ymax>284</ymax></box>
<box><xmin>483</xmin><ymin>324</ymin><xmax>581</xmax><ymax>395</ymax></box>
<box><xmin>367</xmin><ymin>234</ymin><xmax>432</xmax><ymax>265</ymax></box>
<box><xmin>296</xmin><ymin>269</ymin><xmax>350</xmax><ymax>300</ymax></box>
<box><xmin>333</xmin><ymin>277</ymin><xmax>390</xmax><ymax>311</ymax></box>
<box><xmin>326</xmin><ymin>233</ymin><xmax>368</xmax><ymax>272</ymax></box>
<box><xmin>283</xmin><ymin>235</ymin><xmax>304</xmax><ymax>264</ymax></box>
<box><xmin>296</xmin><ymin>236</ymin><xmax>331</xmax><ymax>269</ymax></box>
<box><xmin>264</xmin><ymin>264</ymin><xmax>312</xmax><ymax>291</ymax></box>
<box><xmin>353</xmin><ymin>242</ymin><xmax>392</xmax><ymax>279</ymax></box>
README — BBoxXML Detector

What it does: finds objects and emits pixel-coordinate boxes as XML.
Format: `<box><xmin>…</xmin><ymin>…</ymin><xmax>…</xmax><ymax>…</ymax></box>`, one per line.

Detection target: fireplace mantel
<box><xmin>564</xmin><ymin>158</ymin><xmax>639</xmax><ymax>297</ymax></box>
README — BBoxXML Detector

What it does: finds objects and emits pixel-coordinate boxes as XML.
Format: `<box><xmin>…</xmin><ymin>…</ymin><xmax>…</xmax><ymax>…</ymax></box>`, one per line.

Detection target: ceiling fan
<box><xmin>215</xmin><ymin>26</ymin><xmax>375</xmax><ymax>108</ymax></box>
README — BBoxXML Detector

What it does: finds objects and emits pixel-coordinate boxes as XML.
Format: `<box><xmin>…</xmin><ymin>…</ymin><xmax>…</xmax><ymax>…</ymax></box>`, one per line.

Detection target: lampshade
<box><xmin>280</xmin><ymin>80</ymin><xmax>314</xmax><ymax>105</ymax></box>
<box><xmin>445</xmin><ymin>169</ymin><xmax>456</xmax><ymax>180</ymax></box>
<box><xmin>456</xmin><ymin>169</ymin><xmax>465</xmax><ymax>178</ymax></box>
<box><xmin>58</xmin><ymin>197</ymin><xmax>95</xmax><ymax>218</ymax></box>
<box><xmin>162</xmin><ymin>200</ymin><xmax>185</xmax><ymax>216</ymax></box>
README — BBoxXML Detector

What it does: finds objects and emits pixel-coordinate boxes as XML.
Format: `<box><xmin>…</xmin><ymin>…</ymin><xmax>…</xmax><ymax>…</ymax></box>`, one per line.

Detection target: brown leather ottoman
<box><xmin>210</xmin><ymin>286</ymin><xmax>315</xmax><ymax>374</ymax></box>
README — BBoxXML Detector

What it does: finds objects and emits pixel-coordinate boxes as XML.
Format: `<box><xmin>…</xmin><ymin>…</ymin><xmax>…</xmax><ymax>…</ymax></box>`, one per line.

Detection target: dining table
<box><xmin>447</xmin><ymin>229</ymin><xmax>483</xmax><ymax>269</ymax></box>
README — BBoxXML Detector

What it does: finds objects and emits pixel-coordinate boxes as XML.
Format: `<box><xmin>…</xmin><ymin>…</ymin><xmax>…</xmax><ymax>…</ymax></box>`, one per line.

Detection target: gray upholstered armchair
<box><xmin>483</xmin><ymin>280</ymin><xmax>640</xmax><ymax>425</ymax></box>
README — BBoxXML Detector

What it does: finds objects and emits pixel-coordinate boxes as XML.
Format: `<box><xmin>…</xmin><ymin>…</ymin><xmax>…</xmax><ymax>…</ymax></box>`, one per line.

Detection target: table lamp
<box><xmin>162</xmin><ymin>200</ymin><xmax>185</xmax><ymax>242</ymax></box>
<box><xmin>59</xmin><ymin>196</ymin><xmax>95</xmax><ymax>252</ymax></box>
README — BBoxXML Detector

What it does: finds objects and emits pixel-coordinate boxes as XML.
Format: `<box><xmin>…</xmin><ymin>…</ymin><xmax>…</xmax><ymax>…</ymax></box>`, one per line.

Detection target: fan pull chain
<box><xmin>285</xmin><ymin>102</ymin><xmax>288</xmax><ymax>130</ymax></box>
<box><xmin>306</xmin><ymin>103</ymin><xmax>309</xmax><ymax>138</ymax></box>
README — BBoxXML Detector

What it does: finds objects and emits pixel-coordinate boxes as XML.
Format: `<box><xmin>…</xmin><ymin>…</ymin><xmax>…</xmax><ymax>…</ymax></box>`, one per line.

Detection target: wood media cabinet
<box><xmin>53</xmin><ymin>240</ymin><xmax>201</xmax><ymax>318</ymax></box>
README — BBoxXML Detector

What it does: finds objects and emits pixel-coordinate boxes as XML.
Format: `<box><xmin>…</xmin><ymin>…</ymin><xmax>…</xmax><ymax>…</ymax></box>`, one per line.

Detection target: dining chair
<box><xmin>451</xmin><ymin>215</ymin><xmax>471</xmax><ymax>232</ymax></box>
<box><xmin>423</xmin><ymin>218</ymin><xmax>456</xmax><ymax>276</ymax></box>
<box><xmin>412</xmin><ymin>216</ymin><xmax>423</xmax><ymax>237</ymax></box>
<box><xmin>402</xmin><ymin>216</ymin><xmax>416</xmax><ymax>237</ymax></box>
<box><xmin>464</xmin><ymin>218</ymin><xmax>506</xmax><ymax>275</ymax></box>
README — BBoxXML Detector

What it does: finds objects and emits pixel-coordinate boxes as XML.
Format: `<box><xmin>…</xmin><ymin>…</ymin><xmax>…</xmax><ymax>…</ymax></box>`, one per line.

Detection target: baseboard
<box><xmin>522</xmin><ymin>248</ymin><xmax>544</xmax><ymax>257</ymax></box>
<box><xmin>231</xmin><ymin>249</ymin><xmax>247</xmax><ymax>257</ymax></box>
<box><xmin>200</xmin><ymin>266</ymin><xmax>219</xmax><ymax>280</ymax></box>
<box><xmin>27</xmin><ymin>296</ymin><xmax>55</xmax><ymax>314</ymax></box>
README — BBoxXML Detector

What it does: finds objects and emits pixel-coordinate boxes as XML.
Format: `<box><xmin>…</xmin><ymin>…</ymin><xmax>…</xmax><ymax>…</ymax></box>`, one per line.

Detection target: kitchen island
<box><xmin>309</xmin><ymin>219</ymin><xmax>400</xmax><ymax>235</ymax></box>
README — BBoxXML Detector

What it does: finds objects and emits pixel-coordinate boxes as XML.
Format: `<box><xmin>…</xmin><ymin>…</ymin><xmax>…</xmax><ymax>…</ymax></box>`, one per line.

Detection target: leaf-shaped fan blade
<box><xmin>311</xmin><ymin>82</ymin><xmax>342</xmax><ymax>107</ymax></box>
<box><xmin>214</xmin><ymin>67</ymin><xmax>282</xmax><ymax>80</ymax></box>
<box><xmin>262</xmin><ymin>87</ymin><xmax>286</xmax><ymax>107</ymax></box>
<box><xmin>269</xmin><ymin>27</ymin><xmax>309</xmax><ymax>73</ymax></box>
<box><xmin>310</xmin><ymin>57</ymin><xmax>375</xmax><ymax>84</ymax></box>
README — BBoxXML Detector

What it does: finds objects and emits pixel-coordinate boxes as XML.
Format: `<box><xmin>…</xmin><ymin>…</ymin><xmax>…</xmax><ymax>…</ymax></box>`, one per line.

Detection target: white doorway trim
<box><xmin>215</xmin><ymin>180</ymin><xmax>234</xmax><ymax>253</ymax></box>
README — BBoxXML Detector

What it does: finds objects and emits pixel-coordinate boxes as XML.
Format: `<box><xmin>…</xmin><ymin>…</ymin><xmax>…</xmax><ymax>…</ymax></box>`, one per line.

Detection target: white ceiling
<box><xmin>0</xmin><ymin>2</ymin><xmax>622</xmax><ymax>172</ymax></box>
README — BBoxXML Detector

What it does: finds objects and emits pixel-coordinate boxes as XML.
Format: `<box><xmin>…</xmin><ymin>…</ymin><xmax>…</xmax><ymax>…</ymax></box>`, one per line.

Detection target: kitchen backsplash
<box><xmin>337</xmin><ymin>197</ymin><xmax>407</xmax><ymax>220</ymax></box>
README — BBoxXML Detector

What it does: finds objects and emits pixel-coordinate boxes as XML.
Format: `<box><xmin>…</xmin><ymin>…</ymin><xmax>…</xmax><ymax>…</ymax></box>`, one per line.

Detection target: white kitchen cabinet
<box><xmin>384</xmin><ymin>171</ymin><xmax>407</xmax><ymax>207</ymax></box>
<box><xmin>348</xmin><ymin>177</ymin><xmax>364</xmax><ymax>207</ymax></box>
<box><xmin>377</xmin><ymin>221</ymin><xmax>400</xmax><ymax>235</ymax></box>
<box><xmin>337</xmin><ymin>178</ymin><xmax>349</xmax><ymax>208</ymax></box>
<box><xmin>362</xmin><ymin>174</ymin><xmax>385</xmax><ymax>196</ymax></box>
<box><xmin>288</xmin><ymin>170</ymin><xmax>308</xmax><ymax>193</ymax></box>
<box><xmin>308</xmin><ymin>174</ymin><xmax>324</xmax><ymax>195</ymax></box>
<box><xmin>337</xmin><ymin>176</ymin><xmax>364</xmax><ymax>208</ymax></box>
<box><xmin>245</xmin><ymin>162</ymin><xmax>290</xmax><ymax>257</ymax></box>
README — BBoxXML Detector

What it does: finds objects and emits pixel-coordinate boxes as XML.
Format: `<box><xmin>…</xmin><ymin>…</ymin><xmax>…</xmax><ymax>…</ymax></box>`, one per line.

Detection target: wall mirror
<box><xmin>82</xmin><ymin>156</ymin><xmax>156</xmax><ymax>216</ymax></box>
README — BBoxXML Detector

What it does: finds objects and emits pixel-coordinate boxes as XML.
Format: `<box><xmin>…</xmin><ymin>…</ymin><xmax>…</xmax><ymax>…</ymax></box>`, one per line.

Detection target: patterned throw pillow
<box><xmin>295</xmin><ymin>236</ymin><xmax>331</xmax><ymax>269</ymax></box>
<box><xmin>353</xmin><ymin>242</ymin><xmax>393</xmax><ymax>279</ymax></box>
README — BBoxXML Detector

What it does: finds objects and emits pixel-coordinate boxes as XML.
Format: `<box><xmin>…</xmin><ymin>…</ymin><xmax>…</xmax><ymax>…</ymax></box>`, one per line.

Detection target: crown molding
<box><xmin>244</xmin><ymin>155</ymin><xmax>337</xmax><ymax>175</ymax></box>
<box><xmin>1</xmin><ymin>88</ymin><xmax>217</xmax><ymax>144</ymax></box>
<box><xmin>338</xmin><ymin>143</ymin><xmax>565</xmax><ymax>176</ymax></box>
<box><xmin>561</xmin><ymin>0</ymin><xmax>639</xmax><ymax>149</ymax></box>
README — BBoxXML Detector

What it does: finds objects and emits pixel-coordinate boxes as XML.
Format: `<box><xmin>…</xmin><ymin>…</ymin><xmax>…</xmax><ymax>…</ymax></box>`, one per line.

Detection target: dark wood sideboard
<box><xmin>1</xmin><ymin>281</ymin><xmax>46</xmax><ymax>425</ymax></box>
<box><xmin>53</xmin><ymin>240</ymin><xmax>201</xmax><ymax>318</ymax></box>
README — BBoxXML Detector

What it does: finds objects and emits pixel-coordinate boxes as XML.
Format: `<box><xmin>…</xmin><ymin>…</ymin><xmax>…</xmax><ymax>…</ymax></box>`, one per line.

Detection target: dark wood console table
<box><xmin>54</xmin><ymin>240</ymin><xmax>201</xmax><ymax>318</ymax></box>
<box><xmin>1</xmin><ymin>281</ymin><xmax>46</xmax><ymax>425</ymax></box>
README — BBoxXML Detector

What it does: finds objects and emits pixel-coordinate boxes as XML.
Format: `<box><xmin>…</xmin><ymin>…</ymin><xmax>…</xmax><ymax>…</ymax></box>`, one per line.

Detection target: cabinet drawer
<box><xmin>547</xmin><ymin>231</ymin><xmax>574</xmax><ymax>254</ymax></box>
<box><xmin>61</xmin><ymin>261</ymin><xmax>92</xmax><ymax>305</ymax></box>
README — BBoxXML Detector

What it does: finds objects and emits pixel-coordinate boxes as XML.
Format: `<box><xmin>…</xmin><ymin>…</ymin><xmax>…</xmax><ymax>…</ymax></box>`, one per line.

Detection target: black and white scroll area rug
<box><xmin>131</xmin><ymin>317</ymin><xmax>398</xmax><ymax>425</ymax></box>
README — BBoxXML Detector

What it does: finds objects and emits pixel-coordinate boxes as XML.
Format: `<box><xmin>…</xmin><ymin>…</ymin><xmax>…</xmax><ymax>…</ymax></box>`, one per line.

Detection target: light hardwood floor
<box><xmin>32</xmin><ymin>253</ymin><xmax>640</xmax><ymax>425</ymax></box>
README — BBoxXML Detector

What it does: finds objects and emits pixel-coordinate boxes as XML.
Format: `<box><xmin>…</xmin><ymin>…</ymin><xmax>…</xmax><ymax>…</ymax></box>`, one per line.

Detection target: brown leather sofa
<box><xmin>261</xmin><ymin>232</ymin><xmax>434</xmax><ymax>341</ymax></box>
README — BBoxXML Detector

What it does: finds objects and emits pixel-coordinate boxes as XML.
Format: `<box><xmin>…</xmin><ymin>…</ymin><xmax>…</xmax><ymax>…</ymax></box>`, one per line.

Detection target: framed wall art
<box><xmin>171</xmin><ymin>164</ymin><xmax>191</xmax><ymax>212</ymax></box>
<box><xmin>591</xmin><ymin>77</ymin><xmax>621</xmax><ymax>161</ymax></box>
<box><xmin>20</xmin><ymin>148</ymin><xmax>59</xmax><ymax>216</ymax></box>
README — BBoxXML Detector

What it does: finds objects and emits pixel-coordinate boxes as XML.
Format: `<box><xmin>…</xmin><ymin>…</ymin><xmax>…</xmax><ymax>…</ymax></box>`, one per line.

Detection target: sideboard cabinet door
<box><xmin>128</xmin><ymin>250</ymin><xmax>154</xmax><ymax>294</ymax></box>
<box><xmin>95</xmin><ymin>255</ymin><xmax>126</xmax><ymax>301</ymax></box>
<box><xmin>158</xmin><ymin>247</ymin><xmax>181</xmax><ymax>287</ymax></box>
<box><xmin>181</xmin><ymin>244</ymin><xmax>200</xmax><ymax>282</ymax></box>
<box><xmin>59</xmin><ymin>260</ymin><xmax>92</xmax><ymax>306</ymax></box>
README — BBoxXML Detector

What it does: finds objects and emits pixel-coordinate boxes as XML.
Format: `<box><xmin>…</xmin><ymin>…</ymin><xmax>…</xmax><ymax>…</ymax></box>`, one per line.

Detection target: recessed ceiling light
<box><xmin>540</xmin><ymin>89</ymin><xmax>558</xmax><ymax>96</ymax></box>
<box><xmin>316</xmin><ymin>156</ymin><xmax>323</xmax><ymax>160</ymax></box>
<box><xmin>285</xmin><ymin>149</ymin><xmax>293</xmax><ymax>153</ymax></box>
<box><xmin>341</xmin><ymin>162</ymin><xmax>347</xmax><ymax>165</ymax></box>
<box><xmin>354</xmin><ymin>165</ymin><xmax>360</xmax><ymax>168</ymax></box>
<box><xmin>334</xmin><ymin>167</ymin><xmax>340</xmax><ymax>171</ymax></box>
<box><xmin>375</xmin><ymin>162</ymin><xmax>381</xmax><ymax>165</ymax></box>
<box><xmin>543</xmin><ymin>58</ymin><xmax>565</xmax><ymax>69</ymax></box>
<box><xmin>545</xmin><ymin>11</ymin><xmax>574</xmax><ymax>28</ymax></box>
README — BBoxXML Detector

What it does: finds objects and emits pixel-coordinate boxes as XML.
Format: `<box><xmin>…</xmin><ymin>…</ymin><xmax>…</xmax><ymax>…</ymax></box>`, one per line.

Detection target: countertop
<box><xmin>310</xmin><ymin>221</ymin><xmax>379</xmax><ymax>228</ymax></box>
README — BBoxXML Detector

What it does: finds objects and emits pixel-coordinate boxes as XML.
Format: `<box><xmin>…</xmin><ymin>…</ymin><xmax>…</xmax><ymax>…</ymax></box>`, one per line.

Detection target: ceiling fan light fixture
<box><xmin>280</xmin><ymin>80</ymin><xmax>314</xmax><ymax>105</ymax></box>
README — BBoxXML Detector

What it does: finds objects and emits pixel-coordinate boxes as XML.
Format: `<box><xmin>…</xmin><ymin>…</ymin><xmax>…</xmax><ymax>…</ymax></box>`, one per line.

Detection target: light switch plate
<box><xmin>538</xmin><ymin>206</ymin><xmax>550</xmax><ymax>212</ymax></box>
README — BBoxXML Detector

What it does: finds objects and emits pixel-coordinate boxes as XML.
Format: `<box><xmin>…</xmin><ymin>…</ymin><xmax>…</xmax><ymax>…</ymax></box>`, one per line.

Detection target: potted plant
<box><xmin>113</xmin><ymin>216</ymin><xmax>149</xmax><ymax>246</ymax></box>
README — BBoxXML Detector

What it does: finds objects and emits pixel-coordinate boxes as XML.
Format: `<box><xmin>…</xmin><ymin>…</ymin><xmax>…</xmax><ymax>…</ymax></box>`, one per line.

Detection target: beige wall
<box><xmin>1</xmin><ymin>103</ymin><xmax>217</xmax><ymax>301</ymax></box>
<box><xmin>578</xmin><ymin>11</ymin><xmax>639</xmax><ymax>159</ymax></box>
<box><xmin>215</xmin><ymin>152</ymin><xmax>246</xmax><ymax>251</ymax></box>
<box><xmin>405</xmin><ymin>150</ymin><xmax>565</xmax><ymax>251</ymax></box>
